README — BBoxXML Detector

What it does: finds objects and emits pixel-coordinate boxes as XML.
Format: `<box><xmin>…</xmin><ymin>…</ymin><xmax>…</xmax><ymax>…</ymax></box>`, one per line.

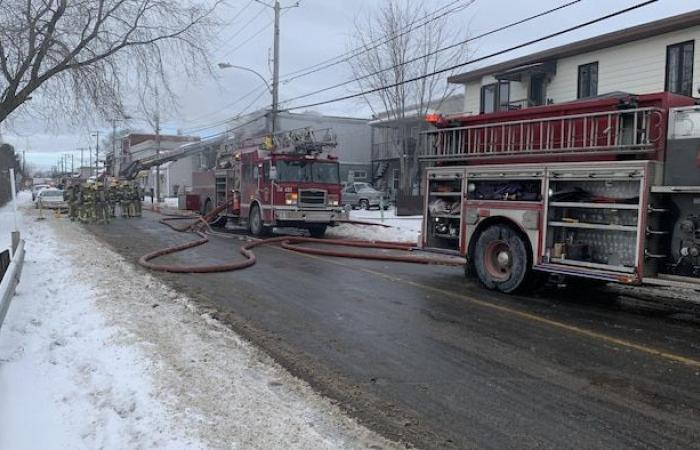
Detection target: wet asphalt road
<box><xmin>86</xmin><ymin>212</ymin><xmax>700</xmax><ymax>449</ymax></box>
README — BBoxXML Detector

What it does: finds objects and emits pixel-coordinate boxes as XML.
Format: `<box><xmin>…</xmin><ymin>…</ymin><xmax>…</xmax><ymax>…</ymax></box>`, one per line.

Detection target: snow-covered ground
<box><xmin>0</xmin><ymin>192</ymin><xmax>398</xmax><ymax>449</ymax></box>
<box><xmin>327</xmin><ymin>208</ymin><xmax>422</xmax><ymax>243</ymax></box>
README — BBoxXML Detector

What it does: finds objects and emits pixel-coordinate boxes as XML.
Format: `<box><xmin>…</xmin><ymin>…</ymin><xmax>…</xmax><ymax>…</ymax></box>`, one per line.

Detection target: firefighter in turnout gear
<box><xmin>95</xmin><ymin>182</ymin><xmax>110</xmax><ymax>224</ymax></box>
<box><xmin>120</xmin><ymin>182</ymin><xmax>132</xmax><ymax>217</ymax></box>
<box><xmin>108</xmin><ymin>181</ymin><xmax>119</xmax><ymax>218</ymax></box>
<box><xmin>130</xmin><ymin>184</ymin><xmax>142</xmax><ymax>217</ymax></box>
<box><xmin>79</xmin><ymin>183</ymin><xmax>95</xmax><ymax>223</ymax></box>
<box><xmin>66</xmin><ymin>183</ymin><xmax>80</xmax><ymax>221</ymax></box>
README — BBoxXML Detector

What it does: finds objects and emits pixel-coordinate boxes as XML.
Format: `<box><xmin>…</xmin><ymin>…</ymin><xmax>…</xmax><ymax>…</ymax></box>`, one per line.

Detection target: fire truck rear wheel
<box><xmin>308</xmin><ymin>225</ymin><xmax>327</xmax><ymax>238</ymax></box>
<box><xmin>249</xmin><ymin>204</ymin><xmax>269</xmax><ymax>236</ymax></box>
<box><xmin>473</xmin><ymin>223</ymin><xmax>534</xmax><ymax>294</ymax></box>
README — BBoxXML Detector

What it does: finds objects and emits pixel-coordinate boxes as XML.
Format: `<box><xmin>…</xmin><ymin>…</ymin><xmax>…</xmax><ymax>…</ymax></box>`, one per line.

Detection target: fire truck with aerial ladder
<box><xmin>420</xmin><ymin>91</ymin><xmax>700</xmax><ymax>293</ymax></box>
<box><xmin>190</xmin><ymin>127</ymin><xmax>348</xmax><ymax>237</ymax></box>
<box><xmin>121</xmin><ymin>127</ymin><xmax>348</xmax><ymax>237</ymax></box>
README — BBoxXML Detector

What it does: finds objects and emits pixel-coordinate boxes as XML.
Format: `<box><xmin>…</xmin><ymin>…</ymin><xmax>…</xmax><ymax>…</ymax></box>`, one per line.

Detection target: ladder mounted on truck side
<box><xmin>420</xmin><ymin>107</ymin><xmax>665</xmax><ymax>161</ymax></box>
<box><xmin>250</xmin><ymin>127</ymin><xmax>338</xmax><ymax>155</ymax></box>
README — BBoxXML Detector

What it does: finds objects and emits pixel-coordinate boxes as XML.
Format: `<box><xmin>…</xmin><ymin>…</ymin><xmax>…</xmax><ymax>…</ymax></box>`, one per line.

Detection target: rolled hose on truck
<box><xmin>138</xmin><ymin>207</ymin><xmax>464</xmax><ymax>273</ymax></box>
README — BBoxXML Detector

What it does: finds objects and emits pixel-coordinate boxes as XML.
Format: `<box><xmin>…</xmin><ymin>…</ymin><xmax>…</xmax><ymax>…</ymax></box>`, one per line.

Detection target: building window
<box><xmin>392</xmin><ymin>169</ymin><xmax>400</xmax><ymax>191</ymax></box>
<box><xmin>577</xmin><ymin>62</ymin><xmax>598</xmax><ymax>99</ymax></box>
<box><xmin>352</xmin><ymin>170</ymin><xmax>367</xmax><ymax>180</ymax></box>
<box><xmin>480</xmin><ymin>81</ymin><xmax>510</xmax><ymax>113</ymax></box>
<box><xmin>666</xmin><ymin>40</ymin><xmax>694</xmax><ymax>97</ymax></box>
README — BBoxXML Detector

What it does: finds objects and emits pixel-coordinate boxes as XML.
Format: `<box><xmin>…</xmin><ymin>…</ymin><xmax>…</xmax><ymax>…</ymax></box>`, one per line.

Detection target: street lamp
<box><xmin>91</xmin><ymin>131</ymin><xmax>100</xmax><ymax>178</ymax></box>
<box><xmin>111</xmin><ymin>114</ymin><xmax>132</xmax><ymax>176</ymax></box>
<box><xmin>218</xmin><ymin>62</ymin><xmax>277</xmax><ymax>133</ymax></box>
<box><xmin>217</xmin><ymin>63</ymin><xmax>272</xmax><ymax>93</ymax></box>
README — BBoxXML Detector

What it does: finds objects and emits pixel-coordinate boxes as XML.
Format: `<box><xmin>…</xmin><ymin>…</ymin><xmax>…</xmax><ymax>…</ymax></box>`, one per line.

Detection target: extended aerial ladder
<box><xmin>119</xmin><ymin>135</ymin><xmax>227</xmax><ymax>180</ymax></box>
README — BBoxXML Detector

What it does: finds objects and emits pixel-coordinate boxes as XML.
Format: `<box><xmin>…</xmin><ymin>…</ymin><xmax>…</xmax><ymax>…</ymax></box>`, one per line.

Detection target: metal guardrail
<box><xmin>420</xmin><ymin>107</ymin><xmax>664</xmax><ymax>161</ymax></box>
<box><xmin>0</xmin><ymin>238</ymin><xmax>25</xmax><ymax>332</ymax></box>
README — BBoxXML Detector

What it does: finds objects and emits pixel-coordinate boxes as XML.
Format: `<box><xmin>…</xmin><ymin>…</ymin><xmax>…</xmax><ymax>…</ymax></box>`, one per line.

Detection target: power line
<box><xmin>278</xmin><ymin>0</ymin><xmax>473</xmax><ymax>82</ymax></box>
<box><xmin>281</xmin><ymin>0</ymin><xmax>657</xmax><ymax>112</ymax></box>
<box><xmin>180</xmin><ymin>83</ymin><xmax>269</xmax><ymax>131</ymax></box>
<box><xmin>219</xmin><ymin>4</ymin><xmax>269</xmax><ymax>57</ymax></box>
<box><xmin>181</xmin><ymin>87</ymin><xmax>270</xmax><ymax>134</ymax></box>
<box><xmin>219</xmin><ymin>7</ymin><xmax>294</xmax><ymax>61</ymax></box>
<box><xmin>278</xmin><ymin>0</ymin><xmax>583</xmax><ymax>107</ymax></box>
<box><xmin>213</xmin><ymin>0</ymin><xmax>257</xmax><ymax>53</ymax></box>
<box><xmin>219</xmin><ymin>6</ymin><xmax>275</xmax><ymax>59</ymax></box>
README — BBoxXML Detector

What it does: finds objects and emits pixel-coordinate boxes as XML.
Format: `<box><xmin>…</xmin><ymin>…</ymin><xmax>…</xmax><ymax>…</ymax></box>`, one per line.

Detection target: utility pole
<box><xmin>155</xmin><ymin>87</ymin><xmax>161</xmax><ymax>203</ymax></box>
<box><xmin>78</xmin><ymin>147</ymin><xmax>85</xmax><ymax>175</ymax></box>
<box><xmin>254</xmin><ymin>0</ymin><xmax>298</xmax><ymax>135</ymax></box>
<box><xmin>93</xmin><ymin>131</ymin><xmax>100</xmax><ymax>178</ymax></box>
<box><xmin>112</xmin><ymin>119</ymin><xmax>117</xmax><ymax>176</ymax></box>
<box><xmin>271</xmin><ymin>0</ymin><xmax>280</xmax><ymax>135</ymax></box>
<box><xmin>155</xmin><ymin>112</ymin><xmax>161</xmax><ymax>203</ymax></box>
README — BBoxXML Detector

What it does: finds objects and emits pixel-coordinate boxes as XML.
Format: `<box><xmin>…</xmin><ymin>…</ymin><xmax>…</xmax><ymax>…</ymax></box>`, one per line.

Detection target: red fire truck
<box><xmin>420</xmin><ymin>92</ymin><xmax>700</xmax><ymax>293</ymax></box>
<box><xmin>192</xmin><ymin>128</ymin><xmax>348</xmax><ymax>237</ymax></box>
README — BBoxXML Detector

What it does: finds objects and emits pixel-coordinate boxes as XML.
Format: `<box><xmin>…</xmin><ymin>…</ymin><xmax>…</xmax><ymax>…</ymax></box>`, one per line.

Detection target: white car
<box><xmin>35</xmin><ymin>188</ymin><xmax>66</xmax><ymax>209</ymax></box>
<box><xmin>31</xmin><ymin>184</ymin><xmax>50</xmax><ymax>201</ymax></box>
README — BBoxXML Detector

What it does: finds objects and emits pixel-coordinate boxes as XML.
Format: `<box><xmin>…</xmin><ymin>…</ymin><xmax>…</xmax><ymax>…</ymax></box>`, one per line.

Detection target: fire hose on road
<box><xmin>138</xmin><ymin>205</ymin><xmax>464</xmax><ymax>274</ymax></box>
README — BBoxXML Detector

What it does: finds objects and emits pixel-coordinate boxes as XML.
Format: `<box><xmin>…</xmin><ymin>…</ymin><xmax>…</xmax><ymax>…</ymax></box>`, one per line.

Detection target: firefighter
<box><xmin>72</xmin><ymin>183</ymin><xmax>83</xmax><ymax>222</ymax></box>
<box><xmin>131</xmin><ymin>184</ymin><xmax>142</xmax><ymax>217</ymax></box>
<box><xmin>119</xmin><ymin>181</ymin><xmax>131</xmax><ymax>218</ymax></box>
<box><xmin>95</xmin><ymin>182</ymin><xmax>109</xmax><ymax>224</ymax></box>
<box><xmin>66</xmin><ymin>183</ymin><xmax>79</xmax><ymax>221</ymax></box>
<box><xmin>107</xmin><ymin>180</ymin><xmax>120</xmax><ymax>218</ymax></box>
<box><xmin>63</xmin><ymin>183</ymin><xmax>73</xmax><ymax>218</ymax></box>
<box><xmin>79</xmin><ymin>183</ymin><xmax>95</xmax><ymax>223</ymax></box>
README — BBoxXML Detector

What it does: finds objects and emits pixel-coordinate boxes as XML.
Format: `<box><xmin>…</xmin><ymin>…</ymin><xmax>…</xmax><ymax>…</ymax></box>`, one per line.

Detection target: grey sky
<box><xmin>4</xmin><ymin>0</ymin><xmax>697</xmax><ymax>170</ymax></box>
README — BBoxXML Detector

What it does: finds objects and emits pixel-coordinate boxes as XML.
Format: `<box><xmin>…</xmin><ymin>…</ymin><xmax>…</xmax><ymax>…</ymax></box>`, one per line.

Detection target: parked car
<box><xmin>341</xmin><ymin>182</ymin><xmax>389</xmax><ymax>210</ymax></box>
<box><xmin>31</xmin><ymin>184</ymin><xmax>50</xmax><ymax>201</ymax></box>
<box><xmin>35</xmin><ymin>188</ymin><xmax>66</xmax><ymax>209</ymax></box>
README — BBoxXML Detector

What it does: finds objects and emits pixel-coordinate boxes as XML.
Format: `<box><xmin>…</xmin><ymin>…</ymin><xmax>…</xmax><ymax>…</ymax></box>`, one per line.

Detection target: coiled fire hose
<box><xmin>138</xmin><ymin>203</ymin><xmax>464</xmax><ymax>273</ymax></box>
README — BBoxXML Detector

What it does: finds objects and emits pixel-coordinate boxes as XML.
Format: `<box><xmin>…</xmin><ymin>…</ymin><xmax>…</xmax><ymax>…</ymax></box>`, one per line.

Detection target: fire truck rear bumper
<box><xmin>273</xmin><ymin>208</ymin><xmax>348</xmax><ymax>224</ymax></box>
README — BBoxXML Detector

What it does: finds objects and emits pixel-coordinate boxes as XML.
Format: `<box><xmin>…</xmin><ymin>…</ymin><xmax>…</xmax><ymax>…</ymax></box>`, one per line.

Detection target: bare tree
<box><xmin>349</xmin><ymin>0</ymin><xmax>471</xmax><ymax>192</ymax></box>
<box><xmin>0</xmin><ymin>0</ymin><xmax>221</xmax><ymax>127</ymax></box>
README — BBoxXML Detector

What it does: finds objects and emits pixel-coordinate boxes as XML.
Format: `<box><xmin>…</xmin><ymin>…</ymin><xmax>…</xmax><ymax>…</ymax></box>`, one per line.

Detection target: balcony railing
<box><xmin>420</xmin><ymin>107</ymin><xmax>664</xmax><ymax>161</ymax></box>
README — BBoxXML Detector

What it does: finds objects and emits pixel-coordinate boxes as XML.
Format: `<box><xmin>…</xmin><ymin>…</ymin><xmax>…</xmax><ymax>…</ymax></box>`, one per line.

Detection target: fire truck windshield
<box><xmin>275</xmin><ymin>160</ymin><xmax>339</xmax><ymax>184</ymax></box>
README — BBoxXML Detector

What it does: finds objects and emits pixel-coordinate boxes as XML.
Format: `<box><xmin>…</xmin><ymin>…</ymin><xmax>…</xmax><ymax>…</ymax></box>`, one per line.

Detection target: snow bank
<box><xmin>0</xmin><ymin>192</ymin><xmax>201</xmax><ymax>449</ymax></box>
<box><xmin>327</xmin><ymin>208</ymin><xmax>423</xmax><ymax>243</ymax></box>
<box><xmin>0</xmin><ymin>192</ymin><xmax>397</xmax><ymax>449</ymax></box>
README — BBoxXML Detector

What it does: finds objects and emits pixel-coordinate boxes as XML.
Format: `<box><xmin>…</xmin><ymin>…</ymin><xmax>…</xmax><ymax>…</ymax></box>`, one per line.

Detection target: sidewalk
<box><xmin>0</xmin><ymin>192</ymin><xmax>397</xmax><ymax>449</ymax></box>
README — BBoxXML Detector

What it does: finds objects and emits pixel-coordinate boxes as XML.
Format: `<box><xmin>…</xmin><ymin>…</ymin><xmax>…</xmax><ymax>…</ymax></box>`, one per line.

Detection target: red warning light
<box><xmin>425</xmin><ymin>113</ymin><xmax>441</xmax><ymax>124</ymax></box>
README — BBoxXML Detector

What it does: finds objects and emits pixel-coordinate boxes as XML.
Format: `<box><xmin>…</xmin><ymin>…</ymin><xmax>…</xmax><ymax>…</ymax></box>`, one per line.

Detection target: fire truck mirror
<box><xmin>269</xmin><ymin>166</ymin><xmax>278</xmax><ymax>181</ymax></box>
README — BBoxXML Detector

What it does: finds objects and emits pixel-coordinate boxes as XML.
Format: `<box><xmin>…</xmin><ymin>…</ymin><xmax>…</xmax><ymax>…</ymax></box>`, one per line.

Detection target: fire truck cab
<box><xmin>194</xmin><ymin>128</ymin><xmax>348</xmax><ymax>237</ymax></box>
<box><xmin>420</xmin><ymin>92</ymin><xmax>700</xmax><ymax>293</ymax></box>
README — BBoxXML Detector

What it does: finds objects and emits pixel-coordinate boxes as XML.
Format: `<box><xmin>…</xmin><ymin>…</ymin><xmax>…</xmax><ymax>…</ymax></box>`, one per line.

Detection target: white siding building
<box><xmin>450</xmin><ymin>11</ymin><xmax>700</xmax><ymax>115</ymax></box>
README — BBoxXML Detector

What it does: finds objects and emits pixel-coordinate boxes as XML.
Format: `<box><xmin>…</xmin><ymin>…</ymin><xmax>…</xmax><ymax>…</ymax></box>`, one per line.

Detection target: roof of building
<box><xmin>448</xmin><ymin>9</ymin><xmax>700</xmax><ymax>84</ymax></box>
<box><xmin>370</xmin><ymin>93</ymin><xmax>465</xmax><ymax>126</ymax></box>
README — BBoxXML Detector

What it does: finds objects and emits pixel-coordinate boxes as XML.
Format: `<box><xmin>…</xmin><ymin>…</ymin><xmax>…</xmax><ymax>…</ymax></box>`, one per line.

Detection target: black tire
<box><xmin>308</xmin><ymin>225</ymin><xmax>327</xmax><ymax>238</ymax></box>
<box><xmin>472</xmin><ymin>223</ymin><xmax>536</xmax><ymax>294</ymax></box>
<box><xmin>359</xmin><ymin>199</ymin><xmax>370</xmax><ymax>210</ymax></box>
<box><xmin>248</xmin><ymin>204</ymin><xmax>269</xmax><ymax>236</ymax></box>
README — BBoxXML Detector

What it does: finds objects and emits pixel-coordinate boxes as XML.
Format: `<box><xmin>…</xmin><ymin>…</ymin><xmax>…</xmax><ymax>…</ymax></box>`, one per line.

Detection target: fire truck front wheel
<box><xmin>249</xmin><ymin>204</ymin><xmax>270</xmax><ymax>237</ymax></box>
<box><xmin>473</xmin><ymin>223</ymin><xmax>534</xmax><ymax>294</ymax></box>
